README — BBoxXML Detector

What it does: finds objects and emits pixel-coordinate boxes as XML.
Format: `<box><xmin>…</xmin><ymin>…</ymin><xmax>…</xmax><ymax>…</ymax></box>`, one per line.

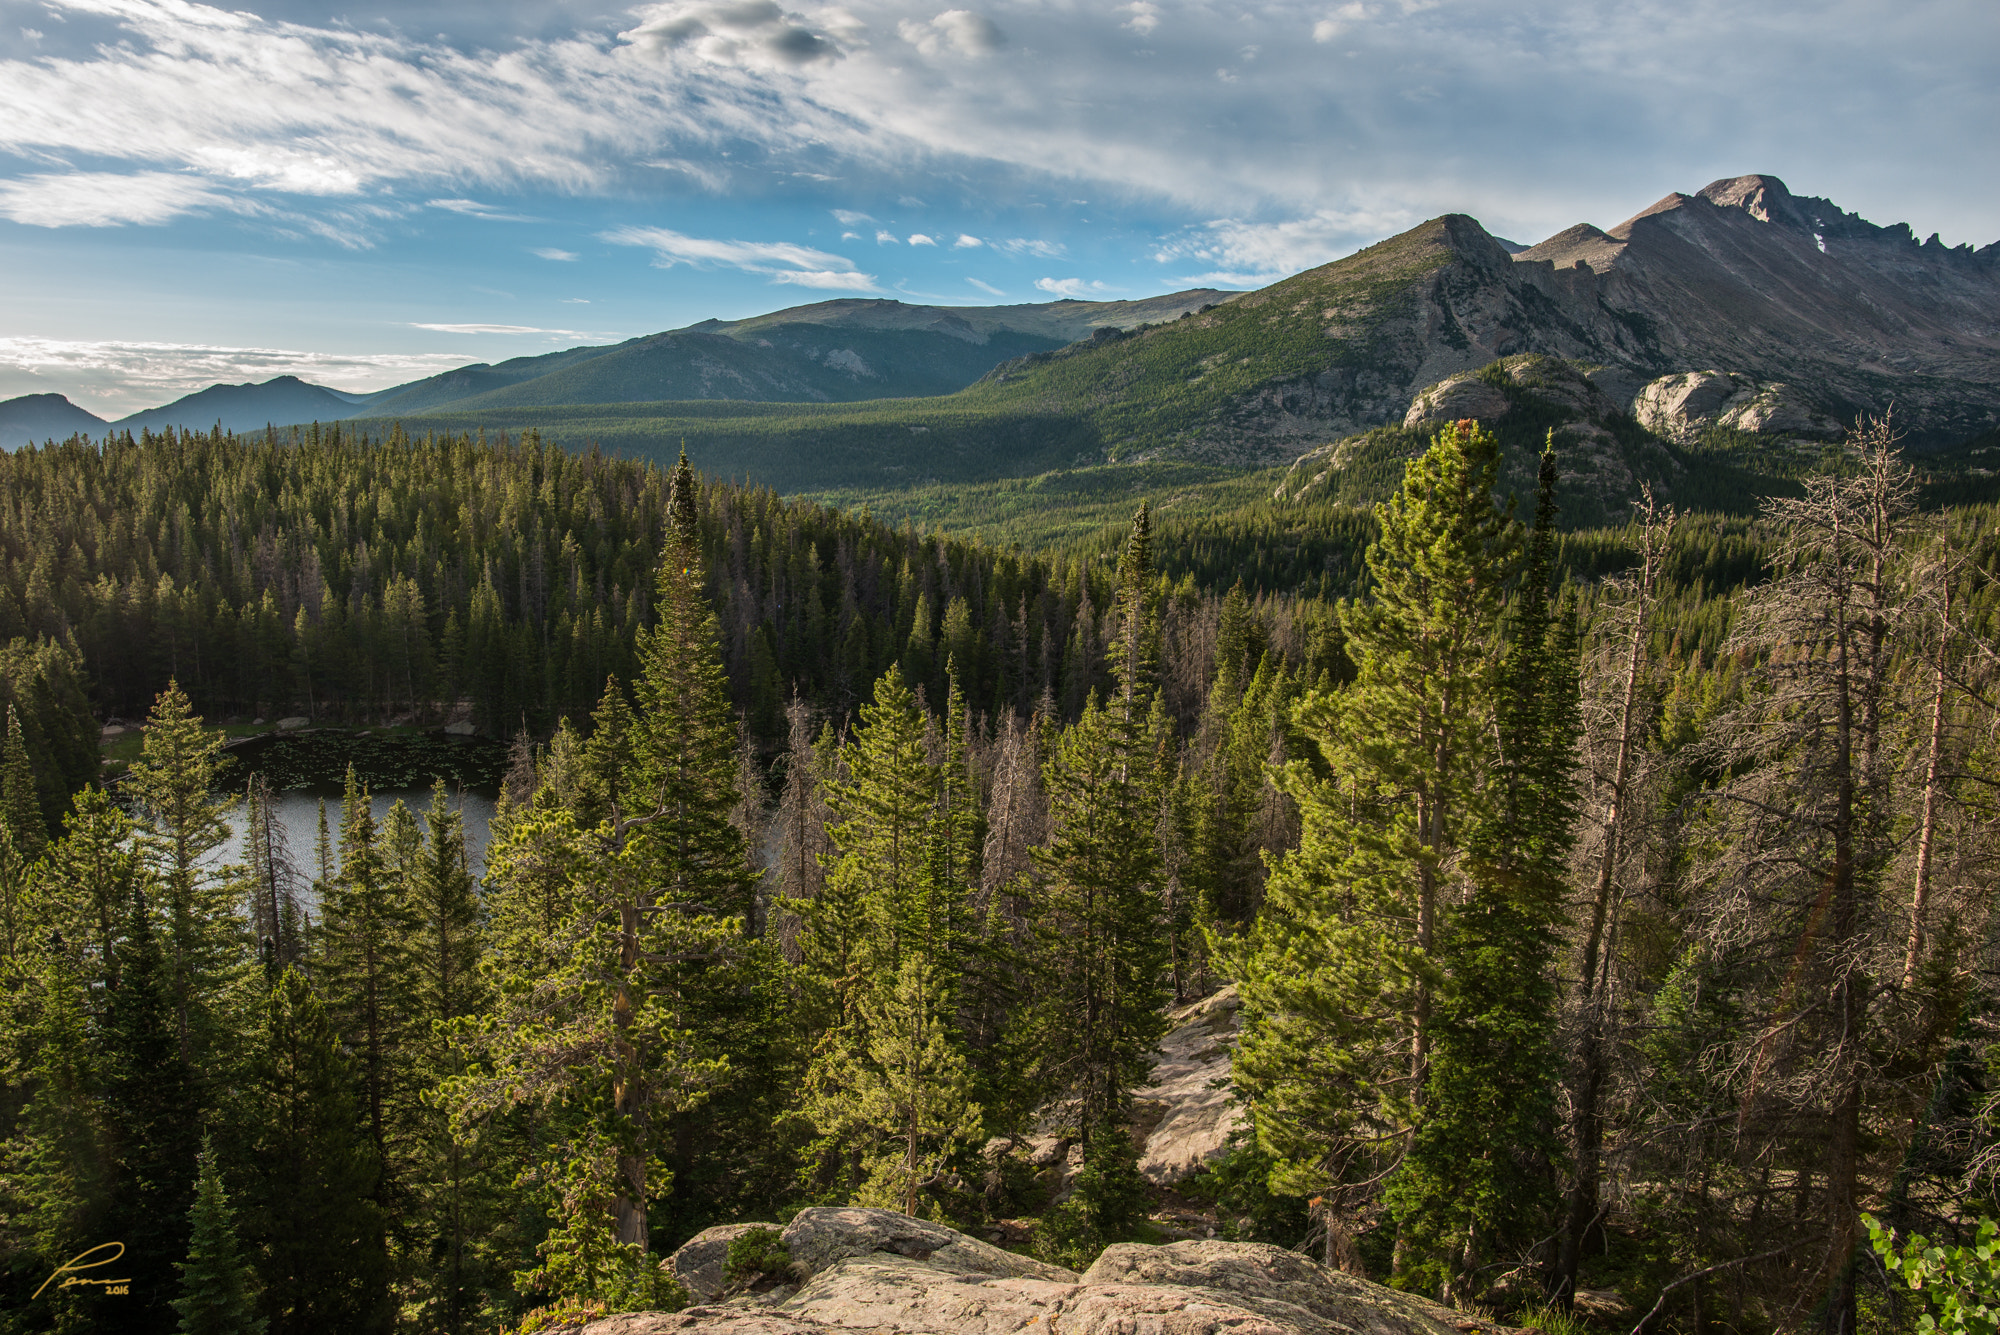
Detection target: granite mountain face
<box><xmin>952</xmin><ymin>174</ymin><xmax>1998</xmax><ymax>470</ymax></box>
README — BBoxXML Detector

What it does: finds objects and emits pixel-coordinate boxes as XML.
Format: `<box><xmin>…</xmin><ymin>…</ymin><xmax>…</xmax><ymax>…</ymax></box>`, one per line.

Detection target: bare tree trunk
<box><xmin>1556</xmin><ymin>494</ymin><xmax>1674</xmax><ymax>1306</ymax></box>
<box><xmin>1903</xmin><ymin>584</ymin><xmax>1950</xmax><ymax>987</ymax></box>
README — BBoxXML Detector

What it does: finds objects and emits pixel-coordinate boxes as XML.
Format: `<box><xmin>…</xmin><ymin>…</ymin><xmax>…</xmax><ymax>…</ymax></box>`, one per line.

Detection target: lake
<box><xmin>207</xmin><ymin>729</ymin><xmax>509</xmax><ymax>882</ymax></box>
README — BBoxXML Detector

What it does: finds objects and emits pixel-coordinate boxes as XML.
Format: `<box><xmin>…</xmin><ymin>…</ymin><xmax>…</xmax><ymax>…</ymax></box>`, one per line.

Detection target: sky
<box><xmin>0</xmin><ymin>0</ymin><xmax>1994</xmax><ymax>418</ymax></box>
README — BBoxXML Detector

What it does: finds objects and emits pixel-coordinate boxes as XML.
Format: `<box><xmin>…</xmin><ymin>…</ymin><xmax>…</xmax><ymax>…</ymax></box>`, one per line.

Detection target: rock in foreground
<box><xmin>588</xmin><ymin>1208</ymin><xmax>1514</xmax><ymax>1335</ymax></box>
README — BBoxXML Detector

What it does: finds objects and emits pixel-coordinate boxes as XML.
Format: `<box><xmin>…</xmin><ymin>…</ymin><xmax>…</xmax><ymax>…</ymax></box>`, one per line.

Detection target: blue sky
<box><xmin>1</xmin><ymin>0</ymin><xmax>1994</xmax><ymax>416</ymax></box>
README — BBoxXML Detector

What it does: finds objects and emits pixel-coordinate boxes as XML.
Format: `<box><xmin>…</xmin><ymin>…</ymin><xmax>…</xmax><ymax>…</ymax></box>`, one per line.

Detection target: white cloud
<box><xmin>0</xmin><ymin>336</ymin><xmax>475</xmax><ymax>417</ymax></box>
<box><xmin>897</xmin><ymin>10</ymin><xmax>1005</xmax><ymax>57</ymax></box>
<box><xmin>532</xmin><ymin>247</ymin><xmax>580</xmax><ymax>261</ymax></box>
<box><xmin>770</xmin><ymin>269</ymin><xmax>880</xmax><ymax>290</ymax></box>
<box><xmin>1122</xmin><ymin>2</ymin><xmax>1160</xmax><ymax>36</ymax></box>
<box><xmin>1035</xmin><ymin>276</ymin><xmax>1110</xmax><ymax>298</ymax></box>
<box><xmin>601</xmin><ymin>224</ymin><xmax>877</xmax><ymax>289</ymax></box>
<box><xmin>428</xmin><ymin>199</ymin><xmax>538</xmax><ymax>222</ymax></box>
<box><xmin>966</xmin><ymin>276</ymin><xmax>1005</xmax><ymax>295</ymax></box>
<box><xmin>0</xmin><ymin>171</ymin><xmax>233</xmax><ymax>227</ymax></box>
<box><xmin>907</xmin><ymin>232</ymin><xmax>937</xmax><ymax>245</ymax></box>
<box><xmin>876</xmin><ymin>229</ymin><xmax>900</xmax><ymax>243</ymax></box>
<box><xmin>1313</xmin><ymin>3</ymin><xmax>1371</xmax><ymax>43</ymax></box>
<box><xmin>953</xmin><ymin>233</ymin><xmax>982</xmax><ymax>247</ymax></box>
<box><xmin>1153</xmin><ymin>206</ymin><xmax>1420</xmax><ymax>281</ymax></box>
<box><xmin>833</xmin><ymin>208</ymin><xmax>873</xmax><ymax>224</ymax></box>
<box><xmin>996</xmin><ymin>238</ymin><xmax>1065</xmax><ymax>259</ymax></box>
<box><xmin>622</xmin><ymin>1</ymin><xmax>844</xmax><ymax>67</ymax></box>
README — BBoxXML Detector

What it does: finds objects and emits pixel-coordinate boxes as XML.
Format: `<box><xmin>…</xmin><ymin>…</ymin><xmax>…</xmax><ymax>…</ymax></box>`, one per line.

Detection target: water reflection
<box><xmin>218</xmin><ymin>786</ymin><xmax>499</xmax><ymax>886</ymax></box>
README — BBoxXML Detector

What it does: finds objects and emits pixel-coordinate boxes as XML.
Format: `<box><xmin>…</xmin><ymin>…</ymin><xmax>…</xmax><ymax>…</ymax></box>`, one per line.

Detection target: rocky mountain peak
<box><xmin>1697</xmin><ymin>173</ymin><xmax>1807</xmax><ymax>228</ymax></box>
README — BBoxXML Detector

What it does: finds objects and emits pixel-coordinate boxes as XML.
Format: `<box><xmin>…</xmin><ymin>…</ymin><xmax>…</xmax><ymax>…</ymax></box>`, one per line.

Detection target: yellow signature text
<box><xmin>32</xmin><ymin>1242</ymin><xmax>131</xmax><ymax>1300</ymax></box>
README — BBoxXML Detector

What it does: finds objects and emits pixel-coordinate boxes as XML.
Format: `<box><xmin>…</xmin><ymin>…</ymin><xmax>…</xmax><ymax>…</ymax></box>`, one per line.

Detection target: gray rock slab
<box><xmin>666</xmin><ymin>1223</ymin><xmax>782</xmax><ymax>1302</ymax></box>
<box><xmin>780</xmin><ymin>1206</ymin><xmax>1074</xmax><ymax>1283</ymax></box>
<box><xmin>1134</xmin><ymin>985</ymin><xmax>1247</xmax><ymax>1185</ymax></box>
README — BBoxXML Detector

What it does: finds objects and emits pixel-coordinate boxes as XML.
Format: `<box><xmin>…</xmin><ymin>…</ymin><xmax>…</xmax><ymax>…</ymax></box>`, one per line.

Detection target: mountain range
<box><xmin>0</xmin><ymin>291</ymin><xmax>1229</xmax><ymax>448</ymax></box>
<box><xmin>7</xmin><ymin>175</ymin><xmax>1995</xmax><ymax>501</ymax></box>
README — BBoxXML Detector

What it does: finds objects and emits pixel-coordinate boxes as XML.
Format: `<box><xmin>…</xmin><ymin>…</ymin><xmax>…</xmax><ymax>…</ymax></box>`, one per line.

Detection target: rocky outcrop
<box><xmin>1403</xmin><ymin>375</ymin><xmax>1510</xmax><ymax>430</ymax></box>
<box><xmin>777</xmin><ymin>1207</ymin><xmax>1072</xmax><ymax>1284</ymax></box>
<box><xmin>611</xmin><ymin>1209</ymin><xmax>1512</xmax><ymax>1335</ymax></box>
<box><xmin>1635</xmin><ymin>371</ymin><xmax>1842</xmax><ymax>438</ymax></box>
<box><xmin>669</xmin><ymin>1224</ymin><xmax>782</xmax><ymax>1303</ymax></box>
<box><xmin>1403</xmin><ymin>355</ymin><xmax>1619</xmax><ymax>433</ymax></box>
<box><xmin>1133</xmin><ymin>986</ymin><xmax>1246</xmax><ymax>1184</ymax></box>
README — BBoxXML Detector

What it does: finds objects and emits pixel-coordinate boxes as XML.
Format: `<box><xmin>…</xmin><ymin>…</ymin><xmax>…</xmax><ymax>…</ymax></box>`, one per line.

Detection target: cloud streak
<box><xmin>601</xmin><ymin>224</ymin><xmax>877</xmax><ymax>290</ymax></box>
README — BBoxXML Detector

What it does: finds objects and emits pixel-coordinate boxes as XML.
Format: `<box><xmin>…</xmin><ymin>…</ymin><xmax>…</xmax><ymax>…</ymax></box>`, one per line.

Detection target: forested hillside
<box><xmin>1</xmin><ymin>418</ymin><xmax>1996</xmax><ymax>1335</ymax></box>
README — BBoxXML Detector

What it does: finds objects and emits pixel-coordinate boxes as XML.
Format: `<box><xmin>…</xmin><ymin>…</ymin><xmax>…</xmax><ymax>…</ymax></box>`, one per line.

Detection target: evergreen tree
<box><xmin>1026</xmin><ymin>507</ymin><xmax>1169</xmax><ymax>1256</ymax></box>
<box><xmin>121</xmin><ymin>681</ymin><xmax>238</xmax><ymax>1065</ymax></box>
<box><xmin>628</xmin><ymin>449</ymin><xmax>757</xmax><ymax>929</ymax></box>
<box><xmin>1384</xmin><ymin>444</ymin><xmax>1579</xmax><ymax>1300</ymax></box>
<box><xmin>1</xmin><ymin>930</ymin><xmax>111</xmax><ymax>1335</ymax></box>
<box><xmin>243</xmin><ymin>967</ymin><xmax>389</xmax><ymax>1335</ymax></box>
<box><xmin>1227</xmin><ymin>421</ymin><xmax>1519</xmax><ymax>1240</ymax></box>
<box><xmin>807</xmin><ymin>665</ymin><xmax>981</xmax><ymax>1213</ymax></box>
<box><xmin>407</xmin><ymin>783</ymin><xmax>497</xmax><ymax>1334</ymax></box>
<box><xmin>2</xmin><ymin>703</ymin><xmax>44</xmax><ymax>859</ymax></box>
<box><xmin>318</xmin><ymin>768</ymin><xmax>416</xmax><ymax>1214</ymax></box>
<box><xmin>173</xmin><ymin>1135</ymin><xmax>264</xmax><ymax>1335</ymax></box>
<box><xmin>100</xmin><ymin>886</ymin><xmax>202</xmax><ymax>1334</ymax></box>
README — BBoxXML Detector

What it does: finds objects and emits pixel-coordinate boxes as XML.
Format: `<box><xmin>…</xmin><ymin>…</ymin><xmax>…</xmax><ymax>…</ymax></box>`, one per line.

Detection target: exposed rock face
<box><xmin>618</xmin><ymin>1209</ymin><xmax>1506</xmax><ymax>1335</ymax></box>
<box><xmin>1084</xmin><ymin>1242</ymin><xmax>1478</xmax><ymax>1335</ymax></box>
<box><xmin>1404</xmin><ymin>355</ymin><xmax>1620</xmax><ymax>434</ymax></box>
<box><xmin>777</xmin><ymin>1206</ymin><xmax>1072</xmax><ymax>1284</ymax></box>
<box><xmin>1175</xmin><ymin>173</ymin><xmax>1999</xmax><ymax>464</ymax></box>
<box><xmin>1512</xmin><ymin>174</ymin><xmax>2000</xmax><ymax>444</ymax></box>
<box><xmin>670</xmin><ymin>1224</ymin><xmax>782</xmax><ymax>1302</ymax></box>
<box><xmin>1133</xmin><ymin>986</ymin><xmax>1246</xmax><ymax>1185</ymax></box>
<box><xmin>1403</xmin><ymin>375</ymin><xmax>1511</xmax><ymax>430</ymax></box>
<box><xmin>1635</xmin><ymin>371</ymin><xmax>1842</xmax><ymax>438</ymax></box>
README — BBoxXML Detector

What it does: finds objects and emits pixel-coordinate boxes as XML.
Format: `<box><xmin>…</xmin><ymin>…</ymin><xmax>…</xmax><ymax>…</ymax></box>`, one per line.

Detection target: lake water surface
<box><xmin>207</xmin><ymin>730</ymin><xmax>509</xmax><ymax>882</ymax></box>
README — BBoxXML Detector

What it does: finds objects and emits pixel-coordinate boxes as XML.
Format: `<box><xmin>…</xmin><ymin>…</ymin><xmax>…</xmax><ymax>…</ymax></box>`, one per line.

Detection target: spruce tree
<box><xmin>122</xmin><ymin>681</ymin><xmax>238</xmax><ymax>1065</ymax></box>
<box><xmin>2</xmin><ymin>702</ymin><xmax>45</xmax><ymax>858</ymax></box>
<box><xmin>1384</xmin><ymin>443</ymin><xmax>1579</xmax><ymax>1301</ymax></box>
<box><xmin>1227</xmin><ymin>421</ymin><xmax>1519</xmax><ymax>1233</ymax></box>
<box><xmin>628</xmin><ymin>448</ymin><xmax>756</xmax><ymax>928</ymax></box>
<box><xmin>1027</xmin><ymin>506</ymin><xmax>1169</xmax><ymax>1257</ymax></box>
<box><xmin>807</xmin><ymin>665</ymin><xmax>981</xmax><ymax>1213</ymax></box>
<box><xmin>2</xmin><ymin>929</ymin><xmax>112</xmax><ymax>1335</ymax></box>
<box><xmin>244</xmin><ymin>967</ymin><xmax>389</xmax><ymax>1335</ymax></box>
<box><xmin>445</xmin><ymin>461</ymin><xmax>755</xmax><ymax>1292</ymax></box>
<box><xmin>100</xmin><ymin>886</ymin><xmax>203</xmax><ymax>1334</ymax></box>
<box><xmin>173</xmin><ymin>1136</ymin><xmax>265</xmax><ymax>1335</ymax></box>
<box><xmin>407</xmin><ymin>783</ymin><xmax>494</xmax><ymax>1334</ymax></box>
<box><xmin>317</xmin><ymin>768</ymin><xmax>415</xmax><ymax>1212</ymax></box>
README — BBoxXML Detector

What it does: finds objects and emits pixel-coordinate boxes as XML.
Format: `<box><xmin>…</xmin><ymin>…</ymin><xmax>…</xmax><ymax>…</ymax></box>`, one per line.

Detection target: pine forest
<box><xmin>1</xmin><ymin>415</ymin><xmax>1997</xmax><ymax>1335</ymax></box>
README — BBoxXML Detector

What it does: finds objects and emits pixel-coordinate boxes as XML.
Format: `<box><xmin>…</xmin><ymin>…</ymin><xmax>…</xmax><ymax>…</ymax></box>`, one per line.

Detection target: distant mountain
<box><xmin>342</xmin><ymin>175</ymin><xmax>1997</xmax><ymax>495</ymax></box>
<box><xmin>0</xmin><ymin>393</ymin><xmax>107</xmax><ymax>449</ymax></box>
<box><xmin>114</xmin><ymin>375</ymin><xmax>375</xmax><ymax>435</ymax></box>
<box><xmin>360</xmin><ymin>291</ymin><xmax>1230</xmax><ymax>416</ymax></box>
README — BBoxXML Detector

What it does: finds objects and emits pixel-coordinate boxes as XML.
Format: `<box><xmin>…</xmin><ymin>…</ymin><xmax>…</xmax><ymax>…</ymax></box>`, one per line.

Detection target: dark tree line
<box><xmin>1</xmin><ymin>421</ymin><xmax>1998</xmax><ymax>1335</ymax></box>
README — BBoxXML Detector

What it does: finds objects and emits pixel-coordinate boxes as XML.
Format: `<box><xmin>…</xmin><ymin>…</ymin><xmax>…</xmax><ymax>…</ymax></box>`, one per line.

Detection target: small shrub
<box><xmin>723</xmin><ymin>1226</ymin><xmax>793</xmax><ymax>1289</ymax></box>
<box><xmin>1509</xmin><ymin>1301</ymin><xmax>1591</xmax><ymax>1335</ymax></box>
<box><xmin>1032</xmin><ymin>1133</ymin><xmax>1152</xmax><ymax>1271</ymax></box>
<box><xmin>1180</xmin><ymin>1135</ymin><xmax>1309</xmax><ymax>1247</ymax></box>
